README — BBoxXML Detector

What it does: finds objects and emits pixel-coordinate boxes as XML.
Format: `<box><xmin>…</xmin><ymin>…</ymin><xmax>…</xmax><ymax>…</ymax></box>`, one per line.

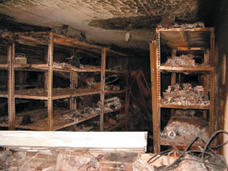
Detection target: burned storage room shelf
<box><xmin>160</xmin><ymin>103</ymin><xmax>210</xmax><ymax>109</ymax></box>
<box><xmin>11</xmin><ymin>31</ymin><xmax>127</xmax><ymax>57</ymax></box>
<box><xmin>0</xmin><ymin>30</ymin><xmax>129</xmax><ymax>131</ymax></box>
<box><xmin>150</xmin><ymin>27</ymin><xmax>215</xmax><ymax>153</ymax></box>
<box><xmin>0</xmin><ymin>108</ymin><xmax>100</xmax><ymax>131</ymax></box>
<box><xmin>0</xmin><ymin>88</ymin><xmax>100</xmax><ymax>99</ymax></box>
<box><xmin>160</xmin><ymin>66</ymin><xmax>213</xmax><ymax>73</ymax></box>
<box><xmin>156</xmin><ymin>27</ymin><xmax>214</xmax><ymax>49</ymax></box>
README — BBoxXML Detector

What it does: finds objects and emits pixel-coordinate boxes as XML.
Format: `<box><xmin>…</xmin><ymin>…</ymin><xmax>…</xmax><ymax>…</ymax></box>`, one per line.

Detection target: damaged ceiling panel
<box><xmin>0</xmin><ymin>0</ymin><xmax>216</xmax><ymax>55</ymax></box>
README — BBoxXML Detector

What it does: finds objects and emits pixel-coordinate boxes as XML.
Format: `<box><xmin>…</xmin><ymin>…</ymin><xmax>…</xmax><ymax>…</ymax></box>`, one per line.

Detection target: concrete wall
<box><xmin>214</xmin><ymin>0</ymin><xmax>228</xmax><ymax>159</ymax></box>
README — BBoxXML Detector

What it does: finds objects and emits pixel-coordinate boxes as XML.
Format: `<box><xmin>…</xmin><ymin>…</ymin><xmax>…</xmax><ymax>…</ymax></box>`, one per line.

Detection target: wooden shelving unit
<box><xmin>150</xmin><ymin>27</ymin><xmax>215</xmax><ymax>153</ymax></box>
<box><xmin>0</xmin><ymin>31</ymin><xmax>129</xmax><ymax>131</ymax></box>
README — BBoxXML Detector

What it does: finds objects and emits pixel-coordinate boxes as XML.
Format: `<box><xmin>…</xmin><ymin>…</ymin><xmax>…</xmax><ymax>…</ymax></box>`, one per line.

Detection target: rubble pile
<box><xmin>163</xmin><ymin>54</ymin><xmax>196</xmax><ymax>67</ymax></box>
<box><xmin>160</xmin><ymin>121</ymin><xmax>209</xmax><ymax>143</ymax></box>
<box><xmin>162</xmin><ymin>83</ymin><xmax>210</xmax><ymax>106</ymax></box>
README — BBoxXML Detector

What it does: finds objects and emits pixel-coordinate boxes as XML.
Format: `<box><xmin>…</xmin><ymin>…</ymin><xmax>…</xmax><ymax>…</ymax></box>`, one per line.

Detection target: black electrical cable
<box><xmin>163</xmin><ymin>136</ymin><xmax>201</xmax><ymax>169</ymax></box>
<box><xmin>147</xmin><ymin>149</ymin><xmax>172</xmax><ymax>164</ymax></box>
<box><xmin>151</xmin><ymin>130</ymin><xmax>228</xmax><ymax>170</ymax></box>
<box><xmin>201</xmin><ymin>130</ymin><xmax>228</xmax><ymax>169</ymax></box>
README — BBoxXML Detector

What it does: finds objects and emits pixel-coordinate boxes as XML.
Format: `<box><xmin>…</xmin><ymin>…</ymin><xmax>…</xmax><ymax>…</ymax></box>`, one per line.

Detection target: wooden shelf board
<box><xmin>0</xmin><ymin>93</ymin><xmax>8</xmax><ymax>98</ymax></box>
<box><xmin>11</xmin><ymin>31</ymin><xmax>127</xmax><ymax>57</ymax></box>
<box><xmin>156</xmin><ymin>27</ymin><xmax>214</xmax><ymax>32</ymax></box>
<box><xmin>168</xmin><ymin>116</ymin><xmax>208</xmax><ymax>126</ymax></box>
<box><xmin>105</xmin><ymin>69</ymin><xmax>128</xmax><ymax>74</ymax></box>
<box><xmin>105</xmin><ymin>89</ymin><xmax>126</xmax><ymax>94</ymax></box>
<box><xmin>159</xmin><ymin>138</ymin><xmax>205</xmax><ymax>146</ymax></box>
<box><xmin>160</xmin><ymin>66</ymin><xmax>213</xmax><ymax>72</ymax></box>
<box><xmin>13</xmin><ymin>64</ymin><xmax>102</xmax><ymax>72</ymax></box>
<box><xmin>0</xmin><ymin>108</ymin><xmax>100</xmax><ymax>131</ymax></box>
<box><xmin>0</xmin><ymin>64</ymin><xmax>8</xmax><ymax>69</ymax></box>
<box><xmin>160</xmin><ymin>103</ymin><xmax>210</xmax><ymax>109</ymax></box>
<box><xmin>0</xmin><ymin>88</ymin><xmax>100</xmax><ymax>100</ymax></box>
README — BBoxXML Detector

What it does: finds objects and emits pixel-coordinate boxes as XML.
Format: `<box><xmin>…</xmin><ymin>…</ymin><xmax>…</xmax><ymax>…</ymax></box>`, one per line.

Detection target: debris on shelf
<box><xmin>80</xmin><ymin>64</ymin><xmax>100</xmax><ymax>70</ymax></box>
<box><xmin>158</xmin><ymin>21</ymin><xmax>205</xmax><ymax>29</ymax></box>
<box><xmin>162</xmin><ymin>54</ymin><xmax>209</xmax><ymax>67</ymax></box>
<box><xmin>105</xmin><ymin>74</ymin><xmax>121</xmax><ymax>91</ymax></box>
<box><xmin>96</xmin><ymin>97</ymin><xmax>122</xmax><ymax>113</ymax></box>
<box><xmin>105</xmin><ymin>84</ymin><xmax>120</xmax><ymax>91</ymax></box>
<box><xmin>175</xmin><ymin>109</ymin><xmax>197</xmax><ymax>118</ymax></box>
<box><xmin>160</xmin><ymin>121</ymin><xmax>209</xmax><ymax>143</ymax></box>
<box><xmin>162</xmin><ymin>83</ymin><xmax>210</xmax><ymax>106</ymax></box>
<box><xmin>54</xmin><ymin>62</ymin><xmax>100</xmax><ymax>70</ymax></box>
<box><xmin>61</xmin><ymin>107</ymin><xmax>98</xmax><ymax>122</ymax></box>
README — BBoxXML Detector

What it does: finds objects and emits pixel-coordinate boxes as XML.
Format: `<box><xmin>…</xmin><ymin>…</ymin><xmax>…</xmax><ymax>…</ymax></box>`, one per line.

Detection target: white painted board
<box><xmin>0</xmin><ymin>131</ymin><xmax>148</xmax><ymax>152</ymax></box>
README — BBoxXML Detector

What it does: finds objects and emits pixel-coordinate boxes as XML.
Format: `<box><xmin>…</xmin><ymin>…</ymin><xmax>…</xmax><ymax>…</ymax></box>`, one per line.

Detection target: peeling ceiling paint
<box><xmin>0</xmin><ymin>0</ymin><xmax>216</xmax><ymax>56</ymax></box>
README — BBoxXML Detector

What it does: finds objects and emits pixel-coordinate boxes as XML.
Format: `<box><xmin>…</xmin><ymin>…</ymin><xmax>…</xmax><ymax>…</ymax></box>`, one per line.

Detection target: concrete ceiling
<box><xmin>0</xmin><ymin>0</ymin><xmax>216</xmax><ymax>56</ymax></box>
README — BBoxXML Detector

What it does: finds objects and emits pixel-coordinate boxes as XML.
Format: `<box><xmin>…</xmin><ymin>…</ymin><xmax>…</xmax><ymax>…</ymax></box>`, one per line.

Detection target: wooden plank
<box><xmin>100</xmin><ymin>48</ymin><xmax>106</xmax><ymax>131</ymax></box>
<box><xmin>156</xmin><ymin>27</ymin><xmax>214</xmax><ymax>32</ymax></box>
<box><xmin>105</xmin><ymin>69</ymin><xmax>128</xmax><ymax>74</ymax></box>
<box><xmin>8</xmin><ymin>40</ymin><xmax>15</xmax><ymax>130</ymax></box>
<box><xmin>160</xmin><ymin>103</ymin><xmax>210</xmax><ymax>109</ymax></box>
<box><xmin>0</xmin><ymin>131</ymin><xmax>148</xmax><ymax>152</ymax></box>
<box><xmin>150</xmin><ymin>40</ymin><xmax>160</xmax><ymax>153</ymax></box>
<box><xmin>1</xmin><ymin>88</ymin><xmax>100</xmax><ymax>100</ymax></box>
<box><xmin>47</xmin><ymin>32</ymin><xmax>54</xmax><ymax>131</ymax></box>
<box><xmin>160</xmin><ymin>66</ymin><xmax>213</xmax><ymax>72</ymax></box>
<box><xmin>104</xmin><ymin>89</ymin><xmax>126</xmax><ymax>94</ymax></box>
<box><xmin>0</xmin><ymin>64</ymin><xmax>8</xmax><ymax>69</ymax></box>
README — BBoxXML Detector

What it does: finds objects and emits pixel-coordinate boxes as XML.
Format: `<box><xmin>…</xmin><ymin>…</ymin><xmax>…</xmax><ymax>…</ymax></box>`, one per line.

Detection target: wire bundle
<box><xmin>148</xmin><ymin>130</ymin><xmax>228</xmax><ymax>171</ymax></box>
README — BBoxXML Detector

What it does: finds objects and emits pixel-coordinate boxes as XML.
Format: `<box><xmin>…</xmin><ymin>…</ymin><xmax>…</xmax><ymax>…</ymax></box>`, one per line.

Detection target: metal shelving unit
<box><xmin>150</xmin><ymin>27</ymin><xmax>215</xmax><ymax>153</ymax></box>
<box><xmin>0</xmin><ymin>31</ymin><xmax>129</xmax><ymax>131</ymax></box>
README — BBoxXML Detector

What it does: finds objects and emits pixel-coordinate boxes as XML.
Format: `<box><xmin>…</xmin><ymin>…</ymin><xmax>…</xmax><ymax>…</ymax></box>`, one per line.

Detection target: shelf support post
<box><xmin>150</xmin><ymin>39</ymin><xmax>160</xmax><ymax>154</ymax></box>
<box><xmin>125</xmin><ymin>56</ymin><xmax>130</xmax><ymax>130</ymax></box>
<box><xmin>209</xmin><ymin>30</ymin><xmax>215</xmax><ymax>137</ymax></box>
<box><xmin>47</xmin><ymin>32</ymin><xmax>54</xmax><ymax>131</ymax></box>
<box><xmin>100</xmin><ymin>48</ymin><xmax>106</xmax><ymax>131</ymax></box>
<box><xmin>8</xmin><ymin>40</ymin><xmax>15</xmax><ymax>130</ymax></box>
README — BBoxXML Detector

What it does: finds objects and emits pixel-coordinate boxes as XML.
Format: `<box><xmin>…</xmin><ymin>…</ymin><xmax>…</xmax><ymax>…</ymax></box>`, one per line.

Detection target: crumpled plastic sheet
<box><xmin>160</xmin><ymin>121</ymin><xmax>209</xmax><ymax>143</ymax></box>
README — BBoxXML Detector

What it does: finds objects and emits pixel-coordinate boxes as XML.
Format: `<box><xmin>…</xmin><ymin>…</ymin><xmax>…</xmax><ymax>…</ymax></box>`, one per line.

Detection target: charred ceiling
<box><xmin>0</xmin><ymin>0</ymin><xmax>217</xmax><ymax>56</ymax></box>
